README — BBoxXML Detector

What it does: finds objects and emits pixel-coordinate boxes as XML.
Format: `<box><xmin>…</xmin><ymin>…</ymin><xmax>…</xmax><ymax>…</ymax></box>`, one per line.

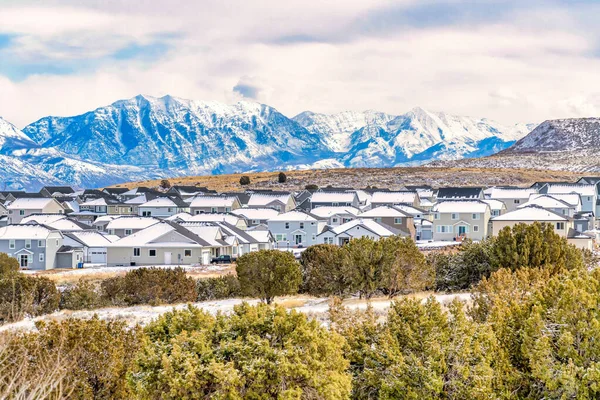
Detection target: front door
<box><xmin>20</xmin><ymin>255</ymin><xmax>28</xmax><ymax>268</ymax></box>
<box><xmin>164</xmin><ymin>252</ymin><xmax>172</xmax><ymax>265</ymax></box>
<box><xmin>458</xmin><ymin>226</ymin><xmax>467</xmax><ymax>236</ymax></box>
<box><xmin>295</xmin><ymin>234</ymin><xmax>303</xmax><ymax>245</ymax></box>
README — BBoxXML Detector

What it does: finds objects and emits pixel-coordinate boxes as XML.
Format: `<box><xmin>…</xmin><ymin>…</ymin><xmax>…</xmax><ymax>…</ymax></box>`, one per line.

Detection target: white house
<box><xmin>310</xmin><ymin>206</ymin><xmax>361</xmax><ymax>226</ymax></box>
<box><xmin>138</xmin><ymin>197</ymin><xmax>189</xmax><ymax>217</ymax></box>
<box><xmin>518</xmin><ymin>195</ymin><xmax>576</xmax><ymax>217</ymax></box>
<box><xmin>231</xmin><ymin>208</ymin><xmax>280</xmax><ymax>227</ymax></box>
<box><xmin>488</xmin><ymin>187</ymin><xmax>539</xmax><ymax>212</ymax></box>
<box><xmin>267</xmin><ymin>211</ymin><xmax>322</xmax><ymax>248</ymax></box>
<box><xmin>545</xmin><ymin>184</ymin><xmax>597</xmax><ymax>214</ymax></box>
<box><xmin>189</xmin><ymin>196</ymin><xmax>241</xmax><ymax>214</ymax></box>
<box><xmin>310</xmin><ymin>192</ymin><xmax>360</xmax><ymax>209</ymax></box>
<box><xmin>7</xmin><ymin>198</ymin><xmax>65</xmax><ymax>224</ymax></box>
<box><xmin>370</xmin><ymin>191</ymin><xmax>420</xmax><ymax>208</ymax></box>
<box><xmin>317</xmin><ymin>218</ymin><xmax>399</xmax><ymax>246</ymax></box>
<box><xmin>247</xmin><ymin>193</ymin><xmax>296</xmax><ymax>212</ymax></box>
<box><xmin>63</xmin><ymin>230</ymin><xmax>117</xmax><ymax>264</ymax></box>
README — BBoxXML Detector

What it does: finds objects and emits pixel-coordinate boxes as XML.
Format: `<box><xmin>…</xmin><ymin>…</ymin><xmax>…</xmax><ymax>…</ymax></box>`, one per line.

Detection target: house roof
<box><xmin>41</xmin><ymin>186</ymin><xmax>75</xmax><ymax>195</ymax></box>
<box><xmin>436</xmin><ymin>187</ymin><xmax>483</xmax><ymax>199</ymax></box>
<box><xmin>547</xmin><ymin>184</ymin><xmax>597</xmax><ymax>197</ymax></box>
<box><xmin>0</xmin><ymin>224</ymin><xmax>58</xmax><ymax>240</ymax></box>
<box><xmin>310</xmin><ymin>206</ymin><xmax>361</xmax><ymax>218</ymax></box>
<box><xmin>247</xmin><ymin>193</ymin><xmax>291</xmax><ymax>207</ymax></box>
<box><xmin>529</xmin><ymin>193</ymin><xmax>581</xmax><ymax>207</ymax></box>
<box><xmin>7</xmin><ymin>198</ymin><xmax>60</xmax><ymax>210</ymax></box>
<box><xmin>179</xmin><ymin>223</ymin><xmax>228</xmax><ymax>246</ymax></box>
<box><xmin>488</xmin><ymin>187</ymin><xmax>538</xmax><ymax>199</ymax></box>
<box><xmin>221</xmin><ymin>192</ymin><xmax>251</xmax><ymax>205</ymax></box>
<box><xmin>189</xmin><ymin>195</ymin><xmax>238</xmax><ymax>208</ymax></box>
<box><xmin>482</xmin><ymin>199</ymin><xmax>506</xmax><ymax>211</ymax></box>
<box><xmin>326</xmin><ymin>218</ymin><xmax>398</xmax><ymax>237</ymax></box>
<box><xmin>188</xmin><ymin>213</ymin><xmax>242</xmax><ymax>225</ymax></box>
<box><xmin>311</xmin><ymin>192</ymin><xmax>357</xmax><ymax>203</ymax></box>
<box><xmin>109</xmin><ymin>221</ymin><xmax>211</xmax><ymax>247</ymax></box>
<box><xmin>359</xmin><ymin>206</ymin><xmax>412</xmax><ymax>218</ymax></box>
<box><xmin>105</xmin><ymin>216</ymin><xmax>161</xmax><ymax>231</ymax></box>
<box><xmin>518</xmin><ymin>195</ymin><xmax>572</xmax><ymax>210</ymax></box>
<box><xmin>268</xmin><ymin>210</ymin><xmax>318</xmax><ymax>222</ymax></box>
<box><xmin>432</xmin><ymin>200</ymin><xmax>490</xmax><ymax>213</ymax></box>
<box><xmin>21</xmin><ymin>214</ymin><xmax>88</xmax><ymax>231</ymax></box>
<box><xmin>140</xmin><ymin>197</ymin><xmax>186</xmax><ymax>208</ymax></box>
<box><xmin>231</xmin><ymin>208</ymin><xmax>281</xmax><ymax>220</ymax></box>
<box><xmin>371</xmin><ymin>191</ymin><xmax>417</xmax><ymax>204</ymax></box>
<box><xmin>65</xmin><ymin>230</ymin><xmax>116</xmax><ymax>247</ymax></box>
<box><xmin>491</xmin><ymin>205</ymin><xmax>570</xmax><ymax>222</ymax></box>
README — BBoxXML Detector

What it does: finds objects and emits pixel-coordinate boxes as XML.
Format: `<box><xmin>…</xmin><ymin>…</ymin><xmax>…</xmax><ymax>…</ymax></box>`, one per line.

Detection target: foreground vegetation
<box><xmin>1</xmin><ymin>222</ymin><xmax>599</xmax><ymax>398</ymax></box>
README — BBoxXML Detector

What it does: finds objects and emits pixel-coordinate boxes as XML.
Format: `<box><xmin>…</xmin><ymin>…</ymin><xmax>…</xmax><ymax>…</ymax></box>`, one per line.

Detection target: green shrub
<box><xmin>196</xmin><ymin>274</ymin><xmax>241</xmax><ymax>301</ymax></box>
<box><xmin>239</xmin><ymin>175</ymin><xmax>251</xmax><ymax>185</ymax></box>
<box><xmin>0</xmin><ymin>253</ymin><xmax>19</xmax><ymax>275</ymax></box>
<box><xmin>60</xmin><ymin>279</ymin><xmax>105</xmax><ymax>310</ymax></box>
<box><xmin>278</xmin><ymin>172</ymin><xmax>287</xmax><ymax>183</ymax></box>
<box><xmin>0</xmin><ymin>273</ymin><xmax>60</xmax><ymax>323</ymax></box>
<box><xmin>101</xmin><ymin>267</ymin><xmax>196</xmax><ymax>306</ymax></box>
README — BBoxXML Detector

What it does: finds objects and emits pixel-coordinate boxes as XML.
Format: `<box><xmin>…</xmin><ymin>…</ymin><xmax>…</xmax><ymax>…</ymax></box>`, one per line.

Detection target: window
<box><xmin>394</xmin><ymin>218</ymin><xmax>402</xmax><ymax>224</ymax></box>
<box><xmin>225</xmin><ymin>207</ymin><xmax>231</xmax><ymax>213</ymax></box>
<box><xmin>125</xmin><ymin>229</ymin><xmax>132</xmax><ymax>236</ymax></box>
<box><xmin>149</xmin><ymin>249</ymin><xmax>157</xmax><ymax>257</ymax></box>
<box><xmin>332</xmin><ymin>218</ymin><xmax>338</xmax><ymax>223</ymax></box>
<box><xmin>514</xmin><ymin>199</ymin><xmax>520</xmax><ymax>204</ymax></box>
<box><xmin>9</xmin><ymin>240</ymin><xmax>15</xmax><ymax>250</ymax></box>
<box><xmin>232</xmin><ymin>247</ymin><xmax>238</xmax><ymax>255</ymax></box>
<box><xmin>473</xmin><ymin>225</ymin><xmax>479</xmax><ymax>232</ymax></box>
<box><xmin>299</xmin><ymin>222</ymin><xmax>304</xmax><ymax>229</ymax></box>
<box><xmin>252</xmin><ymin>220</ymin><xmax>259</xmax><ymax>224</ymax></box>
<box><xmin>38</xmin><ymin>240</ymin><xmax>45</xmax><ymax>247</ymax></box>
<box><xmin>374</xmin><ymin>217</ymin><xmax>382</xmax><ymax>222</ymax></box>
<box><xmin>39</xmin><ymin>253</ymin><xmax>44</xmax><ymax>262</ymax></box>
<box><xmin>142</xmin><ymin>211</ymin><xmax>151</xmax><ymax>217</ymax></box>
<box><xmin>56</xmin><ymin>239</ymin><xmax>59</xmax><ymax>246</ymax></box>
<box><xmin>434</xmin><ymin>213</ymin><xmax>440</xmax><ymax>220</ymax></box>
<box><xmin>436</xmin><ymin>225</ymin><xmax>453</xmax><ymax>233</ymax></box>
<box><xmin>168</xmin><ymin>208</ymin><xmax>174</xmax><ymax>213</ymax></box>
<box><xmin>312</xmin><ymin>234</ymin><xmax>316</xmax><ymax>241</ymax></box>
<box><xmin>25</xmin><ymin>240</ymin><xmax>31</xmax><ymax>249</ymax></box>
<box><xmin>195</xmin><ymin>211</ymin><xmax>201</xmax><ymax>215</ymax></box>
<box><xmin>451</xmin><ymin>213</ymin><xmax>458</xmax><ymax>220</ymax></box>
<box><xmin>19</xmin><ymin>210</ymin><xmax>25</xmax><ymax>216</ymax></box>
<box><xmin>184</xmin><ymin>249</ymin><xmax>192</xmax><ymax>257</ymax></box>
<box><xmin>285</xmin><ymin>222</ymin><xmax>290</xmax><ymax>229</ymax></box>
<box><xmin>133</xmin><ymin>248</ymin><xmax>141</xmax><ymax>257</ymax></box>
<box><xmin>588</xmin><ymin>197</ymin><xmax>592</xmax><ymax>201</ymax></box>
<box><xmin>562</xmin><ymin>209</ymin><xmax>567</xmax><ymax>215</ymax></box>
<box><xmin>324</xmin><ymin>237</ymin><xmax>334</xmax><ymax>244</ymax></box>
<box><xmin>275</xmin><ymin>234</ymin><xmax>287</xmax><ymax>241</ymax></box>
<box><xmin>556</xmin><ymin>222</ymin><xmax>565</xmax><ymax>230</ymax></box>
<box><xmin>211</xmin><ymin>207</ymin><xmax>217</xmax><ymax>213</ymax></box>
<box><xmin>472</xmin><ymin>213</ymin><xmax>480</xmax><ymax>220</ymax></box>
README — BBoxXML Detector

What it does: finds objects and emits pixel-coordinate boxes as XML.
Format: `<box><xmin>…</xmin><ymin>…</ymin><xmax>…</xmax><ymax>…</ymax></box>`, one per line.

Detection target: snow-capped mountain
<box><xmin>2</xmin><ymin>95</ymin><xmax>539</xmax><ymax>189</ymax></box>
<box><xmin>432</xmin><ymin>118</ymin><xmax>600</xmax><ymax>172</ymax></box>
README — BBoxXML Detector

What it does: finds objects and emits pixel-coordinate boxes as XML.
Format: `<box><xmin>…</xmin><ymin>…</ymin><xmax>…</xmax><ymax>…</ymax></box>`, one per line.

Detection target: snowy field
<box><xmin>0</xmin><ymin>292</ymin><xmax>471</xmax><ymax>333</ymax></box>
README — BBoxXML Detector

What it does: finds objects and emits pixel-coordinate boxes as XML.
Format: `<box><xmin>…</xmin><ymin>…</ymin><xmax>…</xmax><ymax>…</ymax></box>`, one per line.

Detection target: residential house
<box><xmin>267</xmin><ymin>211</ymin><xmax>322</xmax><ymax>248</ymax></box>
<box><xmin>63</xmin><ymin>230</ymin><xmax>117</xmax><ymax>264</ymax></box>
<box><xmin>106</xmin><ymin>221</ymin><xmax>213</xmax><ymax>267</ymax></box>
<box><xmin>370</xmin><ymin>191</ymin><xmax>420</xmax><ymax>208</ymax></box>
<box><xmin>317</xmin><ymin>219</ymin><xmax>400</xmax><ymax>246</ymax></box>
<box><xmin>432</xmin><ymin>200</ymin><xmax>491</xmax><ymax>241</ymax></box>
<box><xmin>102</xmin><ymin>187</ymin><xmax>130</xmax><ymax>198</ymax></box>
<box><xmin>247</xmin><ymin>192</ymin><xmax>296</xmax><ymax>212</ymax></box>
<box><xmin>310</xmin><ymin>206</ymin><xmax>360</xmax><ymax>226</ymax></box>
<box><xmin>188</xmin><ymin>213</ymin><xmax>248</xmax><ymax>230</ymax></box>
<box><xmin>21</xmin><ymin>214</ymin><xmax>88</xmax><ymax>231</ymax></box>
<box><xmin>138</xmin><ymin>196</ymin><xmax>189</xmax><ymax>217</ymax></box>
<box><xmin>436</xmin><ymin>187</ymin><xmax>484</xmax><ymax>201</ymax></box>
<box><xmin>482</xmin><ymin>199</ymin><xmax>507</xmax><ymax>217</ymax></box>
<box><xmin>359</xmin><ymin>206</ymin><xmax>416</xmax><ymax>238</ymax></box>
<box><xmin>104</xmin><ymin>216</ymin><xmax>161</xmax><ymax>237</ymax></box>
<box><xmin>544</xmin><ymin>184</ymin><xmax>597</xmax><ymax>214</ymax></box>
<box><xmin>310</xmin><ymin>192</ymin><xmax>360</xmax><ymax>209</ymax></box>
<box><xmin>518</xmin><ymin>195</ymin><xmax>577</xmax><ymax>217</ymax></box>
<box><xmin>178</xmin><ymin>222</ymin><xmax>239</xmax><ymax>259</ymax></box>
<box><xmin>7</xmin><ymin>198</ymin><xmax>65</xmax><ymax>224</ymax></box>
<box><xmin>167</xmin><ymin>185</ymin><xmax>216</xmax><ymax>199</ymax></box>
<box><xmin>231</xmin><ymin>208</ymin><xmax>280</xmax><ymax>227</ymax></box>
<box><xmin>39</xmin><ymin>186</ymin><xmax>75</xmax><ymax>198</ymax></box>
<box><xmin>189</xmin><ymin>195</ymin><xmax>241</xmax><ymax>214</ymax></box>
<box><xmin>0</xmin><ymin>224</ymin><xmax>64</xmax><ymax>270</ymax></box>
<box><xmin>293</xmin><ymin>190</ymin><xmax>313</xmax><ymax>212</ymax></box>
<box><xmin>488</xmin><ymin>187</ymin><xmax>539</xmax><ymax>212</ymax></box>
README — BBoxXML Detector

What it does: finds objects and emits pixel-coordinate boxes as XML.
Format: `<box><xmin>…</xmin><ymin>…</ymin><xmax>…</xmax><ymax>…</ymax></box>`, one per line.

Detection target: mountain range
<box><xmin>1</xmin><ymin>94</ymin><xmax>539</xmax><ymax>190</ymax></box>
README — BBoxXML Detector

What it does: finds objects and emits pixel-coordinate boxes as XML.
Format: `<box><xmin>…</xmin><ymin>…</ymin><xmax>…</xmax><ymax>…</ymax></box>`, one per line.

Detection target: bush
<box><xmin>305</xmin><ymin>184</ymin><xmax>319</xmax><ymax>191</ymax></box>
<box><xmin>0</xmin><ymin>253</ymin><xmax>19</xmax><ymax>275</ymax></box>
<box><xmin>278</xmin><ymin>172</ymin><xmax>287</xmax><ymax>183</ymax></box>
<box><xmin>159</xmin><ymin>179</ymin><xmax>171</xmax><ymax>189</ymax></box>
<box><xmin>131</xmin><ymin>303</ymin><xmax>351</xmax><ymax>399</ymax></box>
<box><xmin>101</xmin><ymin>267</ymin><xmax>196</xmax><ymax>306</ymax></box>
<box><xmin>236</xmin><ymin>250</ymin><xmax>301</xmax><ymax>304</ymax></box>
<box><xmin>0</xmin><ymin>273</ymin><xmax>60</xmax><ymax>323</ymax></box>
<box><xmin>239</xmin><ymin>175</ymin><xmax>251</xmax><ymax>185</ymax></box>
<box><xmin>196</xmin><ymin>274</ymin><xmax>241</xmax><ymax>301</ymax></box>
<box><xmin>301</xmin><ymin>244</ymin><xmax>356</xmax><ymax>297</ymax></box>
<box><xmin>60</xmin><ymin>279</ymin><xmax>105</xmax><ymax>310</ymax></box>
<box><xmin>432</xmin><ymin>239</ymin><xmax>495</xmax><ymax>291</ymax></box>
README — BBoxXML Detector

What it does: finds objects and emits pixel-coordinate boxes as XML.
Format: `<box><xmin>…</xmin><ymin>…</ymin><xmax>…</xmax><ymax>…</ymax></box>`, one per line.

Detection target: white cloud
<box><xmin>1</xmin><ymin>0</ymin><xmax>600</xmax><ymax>127</ymax></box>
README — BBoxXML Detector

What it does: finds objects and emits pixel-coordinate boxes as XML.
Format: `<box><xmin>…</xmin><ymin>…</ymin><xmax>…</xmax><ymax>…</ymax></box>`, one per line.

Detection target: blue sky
<box><xmin>1</xmin><ymin>0</ymin><xmax>600</xmax><ymax>127</ymax></box>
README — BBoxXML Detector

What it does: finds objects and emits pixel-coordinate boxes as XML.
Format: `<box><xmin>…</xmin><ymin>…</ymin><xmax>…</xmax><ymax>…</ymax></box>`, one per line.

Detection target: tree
<box><xmin>433</xmin><ymin>239</ymin><xmax>496</xmax><ymax>291</ymax></box>
<box><xmin>159</xmin><ymin>179</ymin><xmax>171</xmax><ymax>189</ymax></box>
<box><xmin>305</xmin><ymin>184</ymin><xmax>319</xmax><ymax>191</ymax></box>
<box><xmin>278</xmin><ymin>171</ymin><xmax>287</xmax><ymax>183</ymax></box>
<box><xmin>343</xmin><ymin>237</ymin><xmax>385</xmax><ymax>299</ymax></box>
<box><xmin>300</xmin><ymin>244</ymin><xmax>356</xmax><ymax>297</ymax></box>
<box><xmin>239</xmin><ymin>175</ymin><xmax>251</xmax><ymax>186</ymax></box>
<box><xmin>379</xmin><ymin>236</ymin><xmax>434</xmax><ymax>298</ymax></box>
<box><xmin>131</xmin><ymin>303</ymin><xmax>352</xmax><ymax>399</ymax></box>
<box><xmin>236</xmin><ymin>250</ymin><xmax>301</xmax><ymax>304</ymax></box>
<box><xmin>0</xmin><ymin>274</ymin><xmax>60</xmax><ymax>323</ymax></box>
<box><xmin>0</xmin><ymin>253</ymin><xmax>18</xmax><ymax>275</ymax></box>
<box><xmin>60</xmin><ymin>279</ymin><xmax>105</xmax><ymax>310</ymax></box>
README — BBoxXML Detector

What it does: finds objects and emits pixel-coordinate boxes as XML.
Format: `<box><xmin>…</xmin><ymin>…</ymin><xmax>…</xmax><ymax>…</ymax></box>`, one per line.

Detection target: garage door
<box><xmin>202</xmin><ymin>251</ymin><xmax>210</xmax><ymax>265</ymax></box>
<box><xmin>90</xmin><ymin>248</ymin><xmax>107</xmax><ymax>264</ymax></box>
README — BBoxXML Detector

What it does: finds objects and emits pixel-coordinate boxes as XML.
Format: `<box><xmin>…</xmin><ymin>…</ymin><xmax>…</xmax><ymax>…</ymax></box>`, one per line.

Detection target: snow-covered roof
<box><xmin>22</xmin><ymin>215</ymin><xmax>84</xmax><ymax>231</ymax></box>
<box><xmin>246</xmin><ymin>230</ymin><xmax>273</xmax><ymax>243</ymax></box>
<box><xmin>231</xmin><ymin>208</ymin><xmax>280</xmax><ymax>220</ymax></box>
<box><xmin>7</xmin><ymin>198</ymin><xmax>58</xmax><ymax>210</ymax></box>
<box><xmin>268</xmin><ymin>211</ymin><xmax>317</xmax><ymax>222</ymax></box>
<box><xmin>488</xmin><ymin>187</ymin><xmax>538</xmax><ymax>199</ymax></box>
<box><xmin>165</xmin><ymin>212</ymin><xmax>193</xmax><ymax>221</ymax></box>
<box><xmin>529</xmin><ymin>193</ymin><xmax>581</xmax><ymax>207</ymax></box>
<box><xmin>360</xmin><ymin>206</ymin><xmax>411</xmax><ymax>218</ymax></box>
<box><xmin>547</xmin><ymin>184</ymin><xmax>597</xmax><ymax>197</ymax></box>
<box><xmin>247</xmin><ymin>193</ymin><xmax>291</xmax><ymax>207</ymax></box>
<box><xmin>432</xmin><ymin>201</ymin><xmax>490</xmax><ymax>213</ymax></box>
<box><xmin>0</xmin><ymin>224</ymin><xmax>57</xmax><ymax>240</ymax></box>
<box><xmin>109</xmin><ymin>222</ymin><xmax>205</xmax><ymax>247</ymax></box>
<box><xmin>416</xmin><ymin>188</ymin><xmax>435</xmax><ymax>198</ymax></box>
<box><xmin>392</xmin><ymin>204</ymin><xmax>426</xmax><ymax>216</ymax></box>
<box><xmin>482</xmin><ymin>199</ymin><xmax>506</xmax><ymax>211</ymax></box>
<box><xmin>189</xmin><ymin>213</ymin><xmax>241</xmax><ymax>225</ymax></box>
<box><xmin>80</xmin><ymin>198</ymin><xmax>109</xmax><ymax>207</ymax></box>
<box><xmin>124</xmin><ymin>195</ymin><xmax>148</xmax><ymax>205</ymax></box>
<box><xmin>140</xmin><ymin>197</ymin><xmax>179</xmax><ymax>208</ymax></box>
<box><xmin>518</xmin><ymin>195</ymin><xmax>572</xmax><ymax>210</ymax></box>
<box><xmin>189</xmin><ymin>196</ymin><xmax>238</xmax><ymax>208</ymax></box>
<box><xmin>67</xmin><ymin>231</ymin><xmax>115</xmax><ymax>247</ymax></box>
<box><xmin>310</xmin><ymin>206</ymin><xmax>361</xmax><ymax>218</ymax></box>
<box><xmin>327</xmin><ymin>218</ymin><xmax>396</xmax><ymax>237</ymax></box>
<box><xmin>371</xmin><ymin>191</ymin><xmax>417</xmax><ymax>204</ymax></box>
<box><xmin>180</xmin><ymin>223</ymin><xmax>226</xmax><ymax>247</ymax></box>
<box><xmin>92</xmin><ymin>215</ymin><xmax>118</xmax><ymax>225</ymax></box>
<box><xmin>105</xmin><ymin>217</ymin><xmax>160</xmax><ymax>231</ymax></box>
<box><xmin>491</xmin><ymin>205</ymin><xmax>569</xmax><ymax>222</ymax></box>
<box><xmin>311</xmin><ymin>192</ymin><xmax>356</xmax><ymax>203</ymax></box>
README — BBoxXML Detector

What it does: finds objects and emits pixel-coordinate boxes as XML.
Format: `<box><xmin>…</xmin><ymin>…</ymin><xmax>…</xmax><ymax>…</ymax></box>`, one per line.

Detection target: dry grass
<box><xmin>109</xmin><ymin>166</ymin><xmax>583</xmax><ymax>192</ymax></box>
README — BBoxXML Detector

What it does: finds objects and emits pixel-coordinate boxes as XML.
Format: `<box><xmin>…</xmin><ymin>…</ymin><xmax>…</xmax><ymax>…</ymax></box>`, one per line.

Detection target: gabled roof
<box><xmin>311</xmin><ymin>192</ymin><xmax>357</xmax><ymax>203</ymax></box>
<box><xmin>432</xmin><ymin>200</ymin><xmax>490</xmax><ymax>213</ymax></box>
<box><xmin>105</xmin><ymin>216</ymin><xmax>161</xmax><ymax>230</ymax></box>
<box><xmin>488</xmin><ymin>187</ymin><xmax>538</xmax><ymax>199</ymax></box>
<box><xmin>41</xmin><ymin>186</ymin><xmax>75</xmax><ymax>195</ymax></box>
<box><xmin>231</xmin><ymin>208</ymin><xmax>280</xmax><ymax>220</ymax></box>
<box><xmin>436</xmin><ymin>187</ymin><xmax>483</xmax><ymax>199</ymax></box>
<box><xmin>221</xmin><ymin>192</ymin><xmax>251</xmax><ymax>205</ymax></box>
<box><xmin>529</xmin><ymin>193</ymin><xmax>581</xmax><ymax>207</ymax></box>
<box><xmin>21</xmin><ymin>214</ymin><xmax>88</xmax><ymax>231</ymax></box>
<box><xmin>179</xmin><ymin>222</ymin><xmax>229</xmax><ymax>246</ymax></box>
<box><xmin>247</xmin><ymin>193</ymin><xmax>292</xmax><ymax>207</ymax></box>
<box><xmin>65</xmin><ymin>230</ymin><xmax>116</xmax><ymax>247</ymax></box>
<box><xmin>325</xmin><ymin>218</ymin><xmax>398</xmax><ymax>237</ymax></box>
<box><xmin>7</xmin><ymin>197</ymin><xmax>61</xmax><ymax>210</ymax></box>
<box><xmin>491</xmin><ymin>205</ymin><xmax>570</xmax><ymax>222</ymax></box>
<box><xmin>268</xmin><ymin>210</ymin><xmax>318</xmax><ymax>222</ymax></box>
<box><xmin>546</xmin><ymin>184</ymin><xmax>597</xmax><ymax>197</ymax></box>
<box><xmin>103</xmin><ymin>187</ymin><xmax>129</xmax><ymax>195</ymax></box>
<box><xmin>371</xmin><ymin>191</ymin><xmax>417</xmax><ymax>204</ymax></box>
<box><xmin>140</xmin><ymin>196</ymin><xmax>188</xmax><ymax>208</ymax></box>
<box><xmin>518</xmin><ymin>195</ymin><xmax>572</xmax><ymax>210</ymax></box>
<box><xmin>310</xmin><ymin>206</ymin><xmax>361</xmax><ymax>219</ymax></box>
<box><xmin>189</xmin><ymin>213</ymin><xmax>242</xmax><ymax>226</ymax></box>
<box><xmin>108</xmin><ymin>221</ymin><xmax>211</xmax><ymax>247</ymax></box>
<box><xmin>359</xmin><ymin>206</ymin><xmax>412</xmax><ymax>218</ymax></box>
<box><xmin>0</xmin><ymin>224</ymin><xmax>59</xmax><ymax>240</ymax></box>
<box><xmin>482</xmin><ymin>199</ymin><xmax>507</xmax><ymax>211</ymax></box>
<box><xmin>189</xmin><ymin>195</ymin><xmax>238</xmax><ymax>208</ymax></box>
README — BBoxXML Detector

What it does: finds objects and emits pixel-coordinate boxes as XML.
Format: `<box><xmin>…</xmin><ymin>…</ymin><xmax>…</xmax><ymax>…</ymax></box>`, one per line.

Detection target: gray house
<box><xmin>0</xmin><ymin>224</ymin><xmax>64</xmax><ymax>270</ymax></box>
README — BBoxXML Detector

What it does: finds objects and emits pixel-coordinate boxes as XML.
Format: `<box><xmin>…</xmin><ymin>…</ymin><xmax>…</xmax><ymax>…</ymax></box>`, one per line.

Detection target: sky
<box><xmin>1</xmin><ymin>0</ymin><xmax>600</xmax><ymax>127</ymax></box>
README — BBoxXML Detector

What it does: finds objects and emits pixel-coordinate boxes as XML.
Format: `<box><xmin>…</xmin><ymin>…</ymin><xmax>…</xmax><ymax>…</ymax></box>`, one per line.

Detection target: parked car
<box><xmin>211</xmin><ymin>255</ymin><xmax>235</xmax><ymax>264</ymax></box>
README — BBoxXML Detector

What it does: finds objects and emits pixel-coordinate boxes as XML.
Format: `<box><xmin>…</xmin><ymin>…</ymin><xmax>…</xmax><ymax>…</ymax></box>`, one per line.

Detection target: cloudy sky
<box><xmin>1</xmin><ymin>0</ymin><xmax>600</xmax><ymax>127</ymax></box>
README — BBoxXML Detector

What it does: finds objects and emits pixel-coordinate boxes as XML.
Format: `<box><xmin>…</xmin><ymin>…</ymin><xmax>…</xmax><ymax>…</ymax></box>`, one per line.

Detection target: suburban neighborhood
<box><xmin>0</xmin><ymin>178</ymin><xmax>598</xmax><ymax>270</ymax></box>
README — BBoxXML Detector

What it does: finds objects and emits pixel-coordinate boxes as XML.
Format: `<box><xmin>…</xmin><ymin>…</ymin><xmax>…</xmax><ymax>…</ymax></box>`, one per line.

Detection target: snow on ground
<box><xmin>21</xmin><ymin>264</ymin><xmax>229</xmax><ymax>276</ymax></box>
<box><xmin>416</xmin><ymin>241</ymin><xmax>462</xmax><ymax>249</ymax></box>
<box><xmin>0</xmin><ymin>293</ymin><xmax>471</xmax><ymax>333</ymax></box>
